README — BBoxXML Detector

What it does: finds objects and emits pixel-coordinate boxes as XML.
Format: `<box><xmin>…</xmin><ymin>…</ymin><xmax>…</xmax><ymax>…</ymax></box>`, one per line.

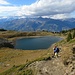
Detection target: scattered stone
<box><xmin>4</xmin><ymin>64</ymin><xmax>10</xmax><ymax>67</ymax></box>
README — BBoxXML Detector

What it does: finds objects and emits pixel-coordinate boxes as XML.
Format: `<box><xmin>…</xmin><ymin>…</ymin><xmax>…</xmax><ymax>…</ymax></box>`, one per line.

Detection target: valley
<box><xmin>0</xmin><ymin>29</ymin><xmax>75</xmax><ymax>75</ymax></box>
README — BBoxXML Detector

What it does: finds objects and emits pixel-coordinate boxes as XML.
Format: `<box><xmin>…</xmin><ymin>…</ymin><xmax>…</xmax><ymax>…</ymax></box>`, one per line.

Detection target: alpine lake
<box><xmin>14</xmin><ymin>36</ymin><xmax>62</xmax><ymax>50</ymax></box>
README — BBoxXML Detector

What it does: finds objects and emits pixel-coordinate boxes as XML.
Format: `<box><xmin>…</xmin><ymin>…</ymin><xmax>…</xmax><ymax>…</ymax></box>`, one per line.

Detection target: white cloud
<box><xmin>0</xmin><ymin>0</ymin><xmax>10</xmax><ymax>5</ymax></box>
<box><xmin>0</xmin><ymin>6</ymin><xmax>19</xmax><ymax>16</ymax></box>
<box><xmin>16</xmin><ymin>0</ymin><xmax>75</xmax><ymax>19</ymax></box>
<box><xmin>0</xmin><ymin>0</ymin><xmax>75</xmax><ymax>19</ymax></box>
<box><xmin>50</xmin><ymin>14</ymin><xmax>70</xmax><ymax>19</ymax></box>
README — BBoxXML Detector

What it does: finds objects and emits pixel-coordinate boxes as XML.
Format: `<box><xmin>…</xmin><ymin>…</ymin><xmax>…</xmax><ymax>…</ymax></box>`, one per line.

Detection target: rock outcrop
<box><xmin>27</xmin><ymin>55</ymin><xmax>75</xmax><ymax>75</ymax></box>
<box><xmin>28</xmin><ymin>57</ymin><xmax>66</xmax><ymax>75</ymax></box>
<box><xmin>0</xmin><ymin>38</ymin><xmax>14</xmax><ymax>48</ymax></box>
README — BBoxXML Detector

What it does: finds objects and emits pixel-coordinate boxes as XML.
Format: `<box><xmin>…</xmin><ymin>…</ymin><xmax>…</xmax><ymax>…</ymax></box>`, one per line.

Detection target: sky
<box><xmin>0</xmin><ymin>0</ymin><xmax>75</xmax><ymax>19</ymax></box>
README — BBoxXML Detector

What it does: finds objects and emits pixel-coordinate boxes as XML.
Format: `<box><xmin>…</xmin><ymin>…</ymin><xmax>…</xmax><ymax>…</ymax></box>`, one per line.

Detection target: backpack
<box><xmin>57</xmin><ymin>48</ymin><xmax>59</xmax><ymax>53</ymax></box>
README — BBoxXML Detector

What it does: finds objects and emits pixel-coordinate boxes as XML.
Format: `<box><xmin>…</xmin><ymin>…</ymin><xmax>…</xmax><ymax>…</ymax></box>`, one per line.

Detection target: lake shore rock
<box><xmin>0</xmin><ymin>38</ymin><xmax>14</xmax><ymax>48</ymax></box>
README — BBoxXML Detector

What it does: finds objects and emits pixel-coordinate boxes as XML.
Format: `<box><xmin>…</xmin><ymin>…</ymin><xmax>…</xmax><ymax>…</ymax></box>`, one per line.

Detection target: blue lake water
<box><xmin>14</xmin><ymin>36</ymin><xmax>62</xmax><ymax>50</ymax></box>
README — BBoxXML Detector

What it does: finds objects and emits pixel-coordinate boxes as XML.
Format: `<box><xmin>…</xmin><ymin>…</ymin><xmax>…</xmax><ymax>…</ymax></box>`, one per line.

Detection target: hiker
<box><xmin>53</xmin><ymin>46</ymin><xmax>59</xmax><ymax>58</ymax></box>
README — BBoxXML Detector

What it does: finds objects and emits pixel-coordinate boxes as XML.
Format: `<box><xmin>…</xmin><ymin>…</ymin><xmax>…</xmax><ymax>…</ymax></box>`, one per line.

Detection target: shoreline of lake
<box><xmin>12</xmin><ymin>35</ymin><xmax>64</xmax><ymax>42</ymax></box>
<box><xmin>14</xmin><ymin>36</ymin><xmax>63</xmax><ymax>50</ymax></box>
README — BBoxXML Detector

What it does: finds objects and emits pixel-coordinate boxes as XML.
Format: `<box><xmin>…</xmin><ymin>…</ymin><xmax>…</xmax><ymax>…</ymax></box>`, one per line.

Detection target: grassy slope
<box><xmin>0</xmin><ymin>48</ymin><xmax>48</xmax><ymax>73</ymax></box>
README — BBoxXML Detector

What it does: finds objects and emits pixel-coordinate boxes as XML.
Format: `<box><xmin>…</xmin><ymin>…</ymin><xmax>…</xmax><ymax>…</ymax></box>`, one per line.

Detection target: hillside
<box><xmin>0</xmin><ymin>31</ymin><xmax>53</xmax><ymax>73</ymax></box>
<box><xmin>0</xmin><ymin>17</ymin><xmax>75</xmax><ymax>32</ymax></box>
<box><xmin>0</xmin><ymin>30</ymin><xmax>75</xmax><ymax>75</ymax></box>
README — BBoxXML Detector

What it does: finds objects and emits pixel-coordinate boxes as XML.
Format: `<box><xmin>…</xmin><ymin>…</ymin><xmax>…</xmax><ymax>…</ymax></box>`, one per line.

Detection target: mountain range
<box><xmin>0</xmin><ymin>17</ymin><xmax>75</xmax><ymax>32</ymax></box>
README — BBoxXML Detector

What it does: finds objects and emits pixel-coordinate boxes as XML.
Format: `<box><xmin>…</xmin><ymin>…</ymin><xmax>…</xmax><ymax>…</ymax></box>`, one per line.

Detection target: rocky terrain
<box><xmin>28</xmin><ymin>57</ymin><xmax>65</xmax><ymax>75</ymax></box>
<box><xmin>0</xmin><ymin>38</ymin><xmax>14</xmax><ymax>48</ymax></box>
<box><xmin>27</xmin><ymin>50</ymin><xmax>75</xmax><ymax>75</ymax></box>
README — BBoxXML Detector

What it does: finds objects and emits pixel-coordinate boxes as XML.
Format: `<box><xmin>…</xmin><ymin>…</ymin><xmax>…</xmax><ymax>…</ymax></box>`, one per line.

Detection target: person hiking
<box><xmin>53</xmin><ymin>46</ymin><xmax>59</xmax><ymax>58</ymax></box>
